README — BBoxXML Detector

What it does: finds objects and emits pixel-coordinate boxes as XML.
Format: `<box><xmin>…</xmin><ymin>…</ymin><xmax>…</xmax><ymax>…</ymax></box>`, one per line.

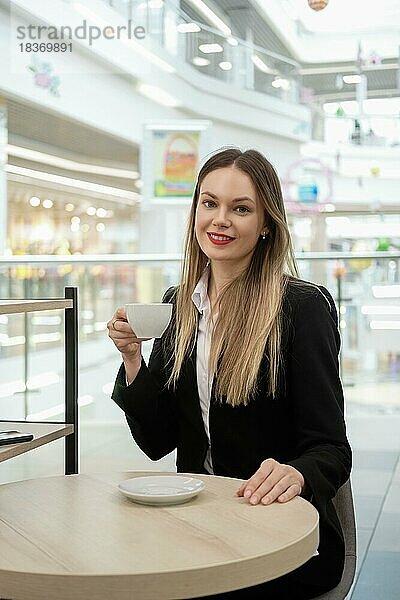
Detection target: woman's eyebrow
<box><xmin>200</xmin><ymin>191</ymin><xmax>255</xmax><ymax>204</ymax></box>
<box><xmin>233</xmin><ymin>197</ymin><xmax>255</xmax><ymax>205</ymax></box>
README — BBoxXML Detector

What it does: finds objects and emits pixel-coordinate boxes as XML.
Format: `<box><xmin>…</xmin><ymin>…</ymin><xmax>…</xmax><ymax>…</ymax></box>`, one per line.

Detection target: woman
<box><xmin>108</xmin><ymin>148</ymin><xmax>352</xmax><ymax>599</ymax></box>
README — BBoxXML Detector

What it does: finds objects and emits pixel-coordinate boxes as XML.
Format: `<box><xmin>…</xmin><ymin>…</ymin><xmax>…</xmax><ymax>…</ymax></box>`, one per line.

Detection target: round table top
<box><xmin>0</xmin><ymin>471</ymin><xmax>319</xmax><ymax>600</ymax></box>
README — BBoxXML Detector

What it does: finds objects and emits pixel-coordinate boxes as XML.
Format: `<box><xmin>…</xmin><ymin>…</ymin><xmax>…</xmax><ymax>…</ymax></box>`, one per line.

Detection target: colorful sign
<box><xmin>298</xmin><ymin>182</ymin><xmax>319</xmax><ymax>203</ymax></box>
<box><xmin>282</xmin><ymin>158</ymin><xmax>333</xmax><ymax>214</ymax></box>
<box><xmin>153</xmin><ymin>131</ymin><xmax>199</xmax><ymax>197</ymax></box>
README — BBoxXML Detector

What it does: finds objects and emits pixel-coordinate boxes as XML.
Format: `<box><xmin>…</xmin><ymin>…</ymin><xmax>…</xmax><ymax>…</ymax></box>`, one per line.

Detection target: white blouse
<box><xmin>191</xmin><ymin>263</ymin><xmax>215</xmax><ymax>474</ymax></box>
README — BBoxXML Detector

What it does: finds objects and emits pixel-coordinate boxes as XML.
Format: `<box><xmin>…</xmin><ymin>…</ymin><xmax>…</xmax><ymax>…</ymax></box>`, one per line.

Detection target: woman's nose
<box><xmin>212</xmin><ymin>209</ymin><xmax>231</xmax><ymax>227</ymax></box>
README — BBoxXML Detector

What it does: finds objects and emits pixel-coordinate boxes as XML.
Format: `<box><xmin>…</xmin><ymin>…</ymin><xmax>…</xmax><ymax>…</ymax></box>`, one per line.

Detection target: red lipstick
<box><xmin>207</xmin><ymin>232</ymin><xmax>235</xmax><ymax>246</ymax></box>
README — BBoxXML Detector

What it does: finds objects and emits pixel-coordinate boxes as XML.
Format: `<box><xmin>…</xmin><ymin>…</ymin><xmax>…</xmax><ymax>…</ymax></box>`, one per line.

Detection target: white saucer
<box><xmin>118</xmin><ymin>475</ymin><xmax>205</xmax><ymax>506</ymax></box>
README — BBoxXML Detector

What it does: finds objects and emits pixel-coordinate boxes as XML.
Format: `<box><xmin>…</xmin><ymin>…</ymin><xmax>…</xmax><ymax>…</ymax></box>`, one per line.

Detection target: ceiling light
<box><xmin>372</xmin><ymin>285</ymin><xmax>400</xmax><ymax>298</ymax></box>
<box><xmin>186</xmin><ymin>0</ymin><xmax>231</xmax><ymax>36</ymax></box>
<box><xmin>251</xmin><ymin>54</ymin><xmax>275</xmax><ymax>74</ymax></box>
<box><xmin>138</xmin><ymin>83</ymin><xmax>180</xmax><ymax>107</ymax></box>
<box><xmin>71</xmin><ymin>216</ymin><xmax>80</xmax><ymax>224</ymax></box>
<box><xmin>81</xmin><ymin>224</ymin><xmax>90</xmax><ymax>233</ymax></box>
<box><xmin>199</xmin><ymin>43</ymin><xmax>223</xmax><ymax>54</ymax></box>
<box><xmin>6</xmin><ymin>165</ymin><xmax>140</xmax><ymax>203</ymax></box>
<box><xmin>8</xmin><ymin>145</ymin><xmax>139</xmax><ymax>179</ymax></box>
<box><xmin>362</xmin><ymin>306</ymin><xmax>400</xmax><ymax>316</ymax></box>
<box><xmin>272</xmin><ymin>77</ymin><xmax>290</xmax><ymax>90</ymax></box>
<box><xmin>177</xmin><ymin>22</ymin><xmax>201</xmax><ymax>33</ymax></box>
<box><xmin>219</xmin><ymin>61</ymin><xmax>232</xmax><ymax>71</ymax></box>
<box><xmin>65</xmin><ymin>203</ymin><xmax>75</xmax><ymax>212</ymax></box>
<box><xmin>96</xmin><ymin>207</ymin><xmax>107</xmax><ymax>218</ymax></box>
<box><xmin>42</xmin><ymin>199</ymin><xmax>53</xmax><ymax>208</ymax></box>
<box><xmin>86</xmin><ymin>206</ymin><xmax>96</xmax><ymax>216</ymax></box>
<box><xmin>226</xmin><ymin>37</ymin><xmax>238</xmax><ymax>46</ymax></box>
<box><xmin>370</xmin><ymin>320</ymin><xmax>400</xmax><ymax>330</ymax></box>
<box><xmin>192</xmin><ymin>56</ymin><xmax>210</xmax><ymax>66</ymax></box>
<box><xmin>343</xmin><ymin>75</ymin><xmax>362</xmax><ymax>84</ymax></box>
<box><xmin>96</xmin><ymin>223</ymin><xmax>105</xmax><ymax>232</ymax></box>
<box><xmin>29</xmin><ymin>196</ymin><xmax>40</xmax><ymax>207</ymax></box>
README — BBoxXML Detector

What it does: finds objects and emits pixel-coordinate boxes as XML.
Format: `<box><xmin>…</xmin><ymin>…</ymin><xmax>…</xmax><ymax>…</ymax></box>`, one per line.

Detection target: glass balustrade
<box><xmin>0</xmin><ymin>253</ymin><xmax>399</xmax><ymax>428</ymax></box>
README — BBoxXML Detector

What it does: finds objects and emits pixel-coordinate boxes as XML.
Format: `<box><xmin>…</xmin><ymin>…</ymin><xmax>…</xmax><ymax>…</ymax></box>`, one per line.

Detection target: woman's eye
<box><xmin>202</xmin><ymin>200</ymin><xmax>215</xmax><ymax>208</ymax></box>
<box><xmin>202</xmin><ymin>200</ymin><xmax>250</xmax><ymax>213</ymax></box>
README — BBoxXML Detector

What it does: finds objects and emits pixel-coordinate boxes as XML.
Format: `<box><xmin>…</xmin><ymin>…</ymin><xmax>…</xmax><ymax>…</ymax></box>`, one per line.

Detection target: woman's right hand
<box><xmin>107</xmin><ymin>307</ymin><xmax>150</xmax><ymax>365</ymax></box>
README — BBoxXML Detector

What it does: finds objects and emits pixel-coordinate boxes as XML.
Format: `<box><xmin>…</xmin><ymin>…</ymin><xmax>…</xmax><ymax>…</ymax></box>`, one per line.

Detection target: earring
<box><xmin>261</xmin><ymin>231</ymin><xmax>267</xmax><ymax>240</ymax></box>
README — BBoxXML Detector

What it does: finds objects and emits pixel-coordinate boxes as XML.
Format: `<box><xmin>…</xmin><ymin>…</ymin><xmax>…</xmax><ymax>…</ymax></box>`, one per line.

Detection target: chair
<box><xmin>313</xmin><ymin>479</ymin><xmax>357</xmax><ymax>599</ymax></box>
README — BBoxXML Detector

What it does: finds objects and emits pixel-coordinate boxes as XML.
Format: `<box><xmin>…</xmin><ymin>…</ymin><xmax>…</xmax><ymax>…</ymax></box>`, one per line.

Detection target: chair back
<box><xmin>313</xmin><ymin>479</ymin><xmax>357</xmax><ymax>599</ymax></box>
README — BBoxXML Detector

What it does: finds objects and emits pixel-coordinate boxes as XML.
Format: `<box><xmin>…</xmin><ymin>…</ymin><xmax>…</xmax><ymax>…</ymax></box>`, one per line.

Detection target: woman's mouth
<box><xmin>207</xmin><ymin>232</ymin><xmax>235</xmax><ymax>246</ymax></box>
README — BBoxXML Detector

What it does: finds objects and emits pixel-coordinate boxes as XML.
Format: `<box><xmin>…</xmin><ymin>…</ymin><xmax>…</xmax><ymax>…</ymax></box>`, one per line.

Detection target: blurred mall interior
<box><xmin>0</xmin><ymin>0</ymin><xmax>399</xmax><ymax>597</ymax></box>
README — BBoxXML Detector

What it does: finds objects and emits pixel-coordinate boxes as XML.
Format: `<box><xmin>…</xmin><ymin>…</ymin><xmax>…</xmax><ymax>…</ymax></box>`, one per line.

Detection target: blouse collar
<box><xmin>191</xmin><ymin>262</ymin><xmax>211</xmax><ymax>314</ymax></box>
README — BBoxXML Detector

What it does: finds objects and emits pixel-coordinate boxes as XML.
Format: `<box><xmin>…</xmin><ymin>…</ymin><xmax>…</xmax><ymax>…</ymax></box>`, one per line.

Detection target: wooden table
<box><xmin>0</xmin><ymin>422</ymin><xmax>74</xmax><ymax>463</ymax></box>
<box><xmin>0</xmin><ymin>471</ymin><xmax>319</xmax><ymax>600</ymax></box>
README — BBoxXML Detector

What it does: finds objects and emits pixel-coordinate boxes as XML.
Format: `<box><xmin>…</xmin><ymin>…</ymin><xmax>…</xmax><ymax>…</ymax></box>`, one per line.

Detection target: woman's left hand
<box><xmin>236</xmin><ymin>458</ymin><xmax>305</xmax><ymax>505</ymax></box>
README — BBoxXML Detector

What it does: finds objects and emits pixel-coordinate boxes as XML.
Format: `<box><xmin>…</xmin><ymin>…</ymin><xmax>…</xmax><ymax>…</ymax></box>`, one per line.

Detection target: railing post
<box><xmin>65</xmin><ymin>286</ymin><xmax>79</xmax><ymax>475</ymax></box>
<box><xmin>23</xmin><ymin>277</ymin><xmax>30</xmax><ymax>419</ymax></box>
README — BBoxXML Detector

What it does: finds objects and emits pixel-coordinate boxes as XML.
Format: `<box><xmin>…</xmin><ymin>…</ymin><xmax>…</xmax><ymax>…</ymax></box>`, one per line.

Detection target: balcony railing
<box><xmin>97</xmin><ymin>0</ymin><xmax>302</xmax><ymax>104</ymax></box>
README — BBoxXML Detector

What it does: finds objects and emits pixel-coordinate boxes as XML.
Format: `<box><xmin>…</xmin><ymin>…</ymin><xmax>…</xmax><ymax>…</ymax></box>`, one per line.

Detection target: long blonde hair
<box><xmin>165</xmin><ymin>148</ymin><xmax>299</xmax><ymax>406</ymax></box>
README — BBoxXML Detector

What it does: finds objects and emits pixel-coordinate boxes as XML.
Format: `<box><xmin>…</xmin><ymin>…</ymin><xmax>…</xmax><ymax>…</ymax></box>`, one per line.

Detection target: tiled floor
<box><xmin>1</xmin><ymin>357</ymin><xmax>399</xmax><ymax>599</ymax></box>
<box><xmin>346</xmin><ymin>416</ymin><xmax>400</xmax><ymax>600</ymax></box>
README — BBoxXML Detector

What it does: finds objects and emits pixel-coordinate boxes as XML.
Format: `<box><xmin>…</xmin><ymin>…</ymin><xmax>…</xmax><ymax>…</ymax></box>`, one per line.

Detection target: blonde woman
<box><xmin>108</xmin><ymin>148</ymin><xmax>352</xmax><ymax>599</ymax></box>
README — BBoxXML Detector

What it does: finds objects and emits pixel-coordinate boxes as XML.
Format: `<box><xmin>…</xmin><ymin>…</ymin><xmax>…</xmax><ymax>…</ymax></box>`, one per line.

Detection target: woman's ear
<box><xmin>262</xmin><ymin>213</ymin><xmax>270</xmax><ymax>234</ymax></box>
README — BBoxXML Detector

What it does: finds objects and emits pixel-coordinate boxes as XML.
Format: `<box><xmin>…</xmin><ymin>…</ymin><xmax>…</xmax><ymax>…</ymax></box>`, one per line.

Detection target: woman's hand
<box><xmin>107</xmin><ymin>307</ymin><xmax>150</xmax><ymax>363</ymax></box>
<box><xmin>236</xmin><ymin>458</ymin><xmax>305</xmax><ymax>505</ymax></box>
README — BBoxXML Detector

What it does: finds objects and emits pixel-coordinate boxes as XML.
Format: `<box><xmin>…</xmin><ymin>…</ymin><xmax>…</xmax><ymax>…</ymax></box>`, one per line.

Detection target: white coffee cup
<box><xmin>125</xmin><ymin>303</ymin><xmax>173</xmax><ymax>339</ymax></box>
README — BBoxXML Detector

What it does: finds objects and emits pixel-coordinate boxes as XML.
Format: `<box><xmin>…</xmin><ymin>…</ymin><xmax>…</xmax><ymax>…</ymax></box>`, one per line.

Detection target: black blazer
<box><xmin>112</xmin><ymin>278</ymin><xmax>352</xmax><ymax>592</ymax></box>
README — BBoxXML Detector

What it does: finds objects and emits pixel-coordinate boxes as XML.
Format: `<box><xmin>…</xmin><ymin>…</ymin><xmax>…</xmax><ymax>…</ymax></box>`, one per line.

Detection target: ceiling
<box><xmin>4</xmin><ymin>0</ymin><xmax>399</xmax><ymax>164</ymax></box>
<box><xmin>300</xmin><ymin>62</ymin><xmax>399</xmax><ymax>102</ymax></box>
<box><xmin>181</xmin><ymin>0</ymin><xmax>292</xmax><ymax>56</ymax></box>
<box><xmin>179</xmin><ymin>0</ymin><xmax>400</xmax><ymax>101</ymax></box>
<box><xmin>280</xmin><ymin>0</ymin><xmax>400</xmax><ymax>34</ymax></box>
